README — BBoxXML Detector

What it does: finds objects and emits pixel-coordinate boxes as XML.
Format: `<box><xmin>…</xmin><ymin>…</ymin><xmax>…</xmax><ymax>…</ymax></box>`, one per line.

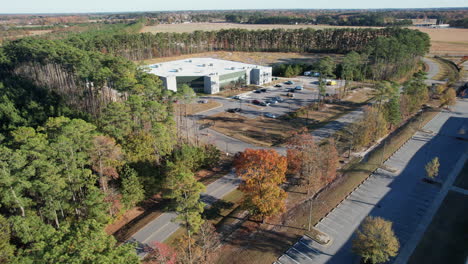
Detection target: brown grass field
<box><xmin>140</xmin><ymin>50</ymin><xmax>343</xmax><ymax>67</ymax></box>
<box><xmin>410</xmin><ymin>27</ymin><xmax>468</xmax><ymax>55</ymax></box>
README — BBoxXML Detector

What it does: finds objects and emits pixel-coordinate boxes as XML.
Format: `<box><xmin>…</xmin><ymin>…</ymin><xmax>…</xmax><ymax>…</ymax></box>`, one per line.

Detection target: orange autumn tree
<box><xmin>234</xmin><ymin>149</ymin><xmax>287</xmax><ymax>222</ymax></box>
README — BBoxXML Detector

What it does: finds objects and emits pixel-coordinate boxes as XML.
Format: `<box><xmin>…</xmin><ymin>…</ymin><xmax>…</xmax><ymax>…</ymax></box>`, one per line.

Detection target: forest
<box><xmin>0</xmin><ymin>23</ymin><xmax>430</xmax><ymax>263</ymax></box>
<box><xmin>226</xmin><ymin>13</ymin><xmax>412</xmax><ymax>26</ymax></box>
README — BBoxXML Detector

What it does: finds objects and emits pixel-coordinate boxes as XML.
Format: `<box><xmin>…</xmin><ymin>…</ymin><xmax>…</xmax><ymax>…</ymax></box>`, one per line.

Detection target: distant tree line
<box><xmin>225</xmin><ymin>13</ymin><xmax>412</xmax><ymax>26</ymax></box>
<box><xmin>449</xmin><ymin>18</ymin><xmax>468</xmax><ymax>28</ymax></box>
<box><xmin>52</xmin><ymin>27</ymin><xmax>429</xmax><ymax>64</ymax></box>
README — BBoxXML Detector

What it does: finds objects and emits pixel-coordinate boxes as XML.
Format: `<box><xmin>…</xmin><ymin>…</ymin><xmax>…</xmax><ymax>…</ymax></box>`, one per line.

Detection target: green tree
<box><xmin>425</xmin><ymin>157</ymin><xmax>440</xmax><ymax>179</ymax></box>
<box><xmin>15</xmin><ymin>220</ymin><xmax>140</xmax><ymax>264</ymax></box>
<box><xmin>120</xmin><ymin>165</ymin><xmax>145</xmax><ymax>209</ymax></box>
<box><xmin>384</xmin><ymin>96</ymin><xmax>402</xmax><ymax>127</ymax></box>
<box><xmin>0</xmin><ymin>214</ymin><xmax>15</xmax><ymax>263</ymax></box>
<box><xmin>352</xmin><ymin>216</ymin><xmax>400</xmax><ymax>264</ymax></box>
<box><xmin>171</xmin><ymin>173</ymin><xmax>205</xmax><ymax>264</ymax></box>
<box><xmin>317</xmin><ymin>56</ymin><xmax>336</xmax><ymax>78</ymax></box>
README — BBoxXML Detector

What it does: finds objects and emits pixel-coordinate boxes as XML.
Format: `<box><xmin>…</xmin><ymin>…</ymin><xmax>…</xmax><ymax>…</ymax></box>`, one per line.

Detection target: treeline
<box><xmin>55</xmin><ymin>27</ymin><xmax>428</xmax><ymax>63</ymax></box>
<box><xmin>225</xmin><ymin>14</ymin><xmax>314</xmax><ymax>24</ymax></box>
<box><xmin>226</xmin><ymin>13</ymin><xmax>412</xmax><ymax>27</ymax></box>
<box><xmin>343</xmin><ymin>72</ymin><xmax>450</xmax><ymax>150</ymax></box>
<box><xmin>449</xmin><ymin>18</ymin><xmax>468</xmax><ymax>28</ymax></box>
<box><xmin>273</xmin><ymin>28</ymin><xmax>429</xmax><ymax>81</ymax></box>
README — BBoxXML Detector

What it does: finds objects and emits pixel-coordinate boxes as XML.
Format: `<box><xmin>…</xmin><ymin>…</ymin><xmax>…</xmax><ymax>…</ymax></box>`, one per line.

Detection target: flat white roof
<box><xmin>146</xmin><ymin>57</ymin><xmax>270</xmax><ymax>78</ymax></box>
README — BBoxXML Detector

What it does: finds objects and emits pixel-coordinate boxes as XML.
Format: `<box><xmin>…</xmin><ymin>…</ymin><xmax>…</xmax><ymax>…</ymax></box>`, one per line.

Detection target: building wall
<box><xmin>219</xmin><ymin>70</ymin><xmax>247</xmax><ymax>90</ymax></box>
<box><xmin>160</xmin><ymin>76</ymin><xmax>177</xmax><ymax>92</ymax></box>
<box><xmin>176</xmin><ymin>76</ymin><xmax>205</xmax><ymax>93</ymax></box>
<box><xmin>250</xmin><ymin>68</ymin><xmax>272</xmax><ymax>85</ymax></box>
<box><xmin>204</xmin><ymin>75</ymin><xmax>219</xmax><ymax>94</ymax></box>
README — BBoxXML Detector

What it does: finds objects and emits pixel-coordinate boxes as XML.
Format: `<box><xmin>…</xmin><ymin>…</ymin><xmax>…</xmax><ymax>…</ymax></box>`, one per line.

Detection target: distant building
<box><xmin>146</xmin><ymin>58</ymin><xmax>272</xmax><ymax>94</ymax></box>
<box><xmin>431</xmin><ymin>24</ymin><xmax>450</xmax><ymax>28</ymax></box>
<box><xmin>411</xmin><ymin>19</ymin><xmax>437</xmax><ymax>27</ymax></box>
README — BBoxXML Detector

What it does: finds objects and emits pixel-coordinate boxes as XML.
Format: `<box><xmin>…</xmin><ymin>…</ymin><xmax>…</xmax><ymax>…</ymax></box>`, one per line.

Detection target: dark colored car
<box><xmin>227</xmin><ymin>108</ymin><xmax>241</xmax><ymax>113</ymax></box>
<box><xmin>260</xmin><ymin>88</ymin><xmax>268</xmax><ymax>92</ymax></box>
<box><xmin>254</xmin><ymin>90</ymin><xmax>262</xmax><ymax>93</ymax></box>
<box><xmin>274</xmin><ymin>84</ymin><xmax>282</xmax><ymax>87</ymax></box>
<box><xmin>252</xmin><ymin>99</ymin><xmax>261</xmax><ymax>105</ymax></box>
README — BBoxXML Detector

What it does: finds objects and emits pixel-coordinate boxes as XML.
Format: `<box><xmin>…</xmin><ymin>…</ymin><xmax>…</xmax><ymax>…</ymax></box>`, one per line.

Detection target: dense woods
<box><xmin>59</xmin><ymin>27</ymin><xmax>428</xmax><ymax>62</ymax></box>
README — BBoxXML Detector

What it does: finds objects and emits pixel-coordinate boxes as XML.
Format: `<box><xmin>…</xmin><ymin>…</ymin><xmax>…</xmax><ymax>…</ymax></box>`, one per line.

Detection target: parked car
<box><xmin>254</xmin><ymin>89</ymin><xmax>262</xmax><ymax>93</ymax></box>
<box><xmin>286</xmin><ymin>93</ymin><xmax>295</xmax><ymax>97</ymax></box>
<box><xmin>284</xmin><ymin>80</ymin><xmax>294</xmax><ymax>85</ymax></box>
<box><xmin>287</xmin><ymin>88</ymin><xmax>296</xmax><ymax>93</ymax></box>
<box><xmin>274</xmin><ymin>84</ymin><xmax>282</xmax><ymax>87</ymax></box>
<box><xmin>274</xmin><ymin>96</ymin><xmax>284</xmax><ymax>102</ymax></box>
<box><xmin>252</xmin><ymin>99</ymin><xmax>261</xmax><ymax>105</ymax></box>
<box><xmin>264</xmin><ymin>113</ymin><xmax>277</xmax><ymax>118</ymax></box>
<box><xmin>198</xmin><ymin>99</ymin><xmax>208</xmax><ymax>104</ymax></box>
<box><xmin>260</xmin><ymin>88</ymin><xmax>268</xmax><ymax>92</ymax></box>
<box><xmin>266</xmin><ymin>99</ymin><xmax>278</xmax><ymax>104</ymax></box>
<box><xmin>227</xmin><ymin>108</ymin><xmax>241</xmax><ymax>113</ymax></box>
<box><xmin>295</xmin><ymin>86</ymin><xmax>303</xmax><ymax>90</ymax></box>
<box><xmin>232</xmin><ymin>95</ymin><xmax>241</xmax><ymax>100</ymax></box>
<box><xmin>259</xmin><ymin>101</ymin><xmax>270</xmax><ymax>106</ymax></box>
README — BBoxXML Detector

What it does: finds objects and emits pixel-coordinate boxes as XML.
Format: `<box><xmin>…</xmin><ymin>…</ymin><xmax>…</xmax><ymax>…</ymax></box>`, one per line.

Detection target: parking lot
<box><xmin>198</xmin><ymin>77</ymin><xmax>342</xmax><ymax>120</ymax></box>
<box><xmin>277</xmin><ymin>101</ymin><xmax>468</xmax><ymax>263</ymax></box>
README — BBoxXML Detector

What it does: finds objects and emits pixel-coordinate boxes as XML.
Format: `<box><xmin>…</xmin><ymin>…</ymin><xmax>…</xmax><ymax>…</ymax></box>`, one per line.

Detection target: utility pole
<box><xmin>308</xmin><ymin>198</ymin><xmax>313</xmax><ymax>231</ymax></box>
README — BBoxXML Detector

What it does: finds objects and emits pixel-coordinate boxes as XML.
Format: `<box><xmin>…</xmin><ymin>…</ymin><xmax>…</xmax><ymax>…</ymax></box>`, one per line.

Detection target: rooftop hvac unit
<box><xmin>209</xmin><ymin>63</ymin><xmax>214</xmax><ymax>66</ymax></box>
<box><xmin>202</xmin><ymin>64</ymin><xmax>206</xmax><ymax>67</ymax></box>
<box><xmin>188</xmin><ymin>60</ymin><xmax>192</xmax><ymax>63</ymax></box>
<box><xmin>174</xmin><ymin>69</ymin><xmax>179</xmax><ymax>72</ymax></box>
<box><xmin>231</xmin><ymin>67</ymin><xmax>235</xmax><ymax>70</ymax></box>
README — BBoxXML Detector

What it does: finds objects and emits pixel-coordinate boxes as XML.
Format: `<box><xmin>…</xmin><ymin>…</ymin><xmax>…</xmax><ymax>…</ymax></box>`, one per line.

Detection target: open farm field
<box><xmin>141</xmin><ymin>23</ymin><xmax>378</xmax><ymax>34</ymax></box>
<box><xmin>412</xmin><ymin>27</ymin><xmax>468</xmax><ymax>55</ymax></box>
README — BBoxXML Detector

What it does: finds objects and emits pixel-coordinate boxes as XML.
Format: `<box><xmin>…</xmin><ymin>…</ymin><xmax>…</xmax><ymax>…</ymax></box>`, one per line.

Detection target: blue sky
<box><xmin>1</xmin><ymin>0</ymin><xmax>467</xmax><ymax>14</ymax></box>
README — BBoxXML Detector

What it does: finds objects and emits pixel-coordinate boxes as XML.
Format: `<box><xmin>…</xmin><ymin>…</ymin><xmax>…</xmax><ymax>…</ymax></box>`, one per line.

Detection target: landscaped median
<box><xmin>214</xmin><ymin>106</ymin><xmax>441</xmax><ymax>264</ymax></box>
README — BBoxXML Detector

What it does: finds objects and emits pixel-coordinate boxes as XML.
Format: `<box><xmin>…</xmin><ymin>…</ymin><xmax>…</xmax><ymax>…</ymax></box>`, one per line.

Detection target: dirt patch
<box><xmin>198</xmin><ymin>102</ymin><xmax>355</xmax><ymax>147</ymax></box>
<box><xmin>139</xmin><ymin>51</ymin><xmax>343</xmax><ymax>68</ymax></box>
<box><xmin>342</xmin><ymin>86</ymin><xmax>374</xmax><ymax>104</ymax></box>
<box><xmin>175</xmin><ymin>100</ymin><xmax>222</xmax><ymax>115</ymax></box>
<box><xmin>141</xmin><ymin>23</ymin><xmax>378</xmax><ymax>34</ymax></box>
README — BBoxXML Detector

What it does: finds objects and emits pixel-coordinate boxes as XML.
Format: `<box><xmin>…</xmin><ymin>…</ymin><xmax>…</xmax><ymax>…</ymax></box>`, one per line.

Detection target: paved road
<box><xmin>277</xmin><ymin>98</ymin><xmax>468</xmax><ymax>264</ymax></box>
<box><xmin>129</xmin><ymin>172</ymin><xmax>241</xmax><ymax>257</ymax></box>
<box><xmin>423</xmin><ymin>57</ymin><xmax>445</xmax><ymax>86</ymax></box>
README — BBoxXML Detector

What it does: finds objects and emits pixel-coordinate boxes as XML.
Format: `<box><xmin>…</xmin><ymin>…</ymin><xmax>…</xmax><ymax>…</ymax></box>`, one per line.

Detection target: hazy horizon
<box><xmin>2</xmin><ymin>0</ymin><xmax>467</xmax><ymax>14</ymax></box>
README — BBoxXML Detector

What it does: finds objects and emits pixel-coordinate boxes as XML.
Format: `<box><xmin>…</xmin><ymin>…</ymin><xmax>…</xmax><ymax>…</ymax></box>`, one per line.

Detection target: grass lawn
<box><xmin>214</xmin><ymin>107</ymin><xmax>440</xmax><ymax>264</ymax></box>
<box><xmin>453</xmin><ymin>160</ymin><xmax>468</xmax><ymax>190</ymax></box>
<box><xmin>408</xmin><ymin>190</ymin><xmax>468</xmax><ymax>264</ymax></box>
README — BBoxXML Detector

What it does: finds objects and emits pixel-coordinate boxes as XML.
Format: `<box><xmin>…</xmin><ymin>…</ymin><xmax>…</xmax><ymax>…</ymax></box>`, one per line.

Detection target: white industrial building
<box><xmin>146</xmin><ymin>58</ymin><xmax>272</xmax><ymax>94</ymax></box>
